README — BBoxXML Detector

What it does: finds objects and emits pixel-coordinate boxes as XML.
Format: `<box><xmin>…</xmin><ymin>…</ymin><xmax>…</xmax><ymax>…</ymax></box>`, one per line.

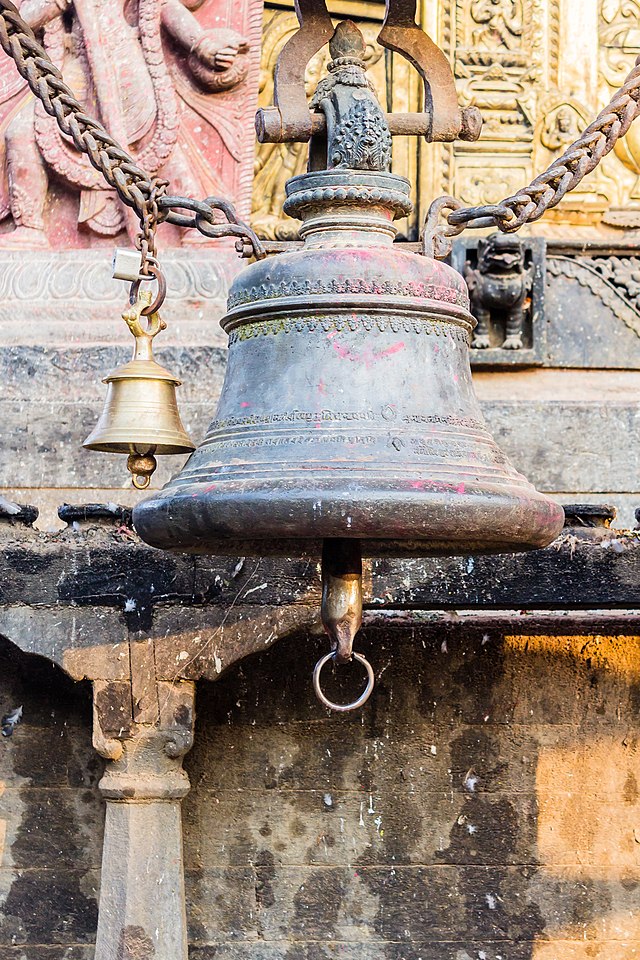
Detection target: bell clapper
<box><xmin>127</xmin><ymin>447</ymin><xmax>158</xmax><ymax>489</ymax></box>
<box><xmin>321</xmin><ymin>538</ymin><xmax>363</xmax><ymax>663</ymax></box>
<box><xmin>313</xmin><ymin>539</ymin><xmax>374</xmax><ymax>712</ymax></box>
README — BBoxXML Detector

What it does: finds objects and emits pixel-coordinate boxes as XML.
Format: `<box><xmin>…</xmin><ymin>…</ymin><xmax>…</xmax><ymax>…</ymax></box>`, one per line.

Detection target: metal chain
<box><xmin>446</xmin><ymin>54</ymin><xmax>640</xmax><ymax>235</ymax></box>
<box><xmin>135</xmin><ymin>179</ymin><xmax>166</xmax><ymax>268</ymax></box>
<box><xmin>0</xmin><ymin>0</ymin><xmax>265</xmax><ymax>260</ymax></box>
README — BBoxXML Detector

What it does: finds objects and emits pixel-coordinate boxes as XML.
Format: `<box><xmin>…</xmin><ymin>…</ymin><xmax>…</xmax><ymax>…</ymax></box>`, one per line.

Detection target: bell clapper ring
<box><xmin>313</xmin><ymin>649</ymin><xmax>375</xmax><ymax>712</ymax></box>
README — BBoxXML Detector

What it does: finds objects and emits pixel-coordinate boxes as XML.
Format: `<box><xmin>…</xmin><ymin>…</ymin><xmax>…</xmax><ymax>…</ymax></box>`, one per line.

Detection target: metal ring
<box><xmin>131</xmin><ymin>474</ymin><xmax>151</xmax><ymax>490</ymax></box>
<box><xmin>129</xmin><ymin>263</ymin><xmax>167</xmax><ymax>315</ymax></box>
<box><xmin>312</xmin><ymin>651</ymin><xmax>375</xmax><ymax>713</ymax></box>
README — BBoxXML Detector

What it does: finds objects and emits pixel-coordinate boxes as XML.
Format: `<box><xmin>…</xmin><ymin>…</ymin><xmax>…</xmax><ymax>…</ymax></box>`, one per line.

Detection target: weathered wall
<box><xmin>3</xmin><ymin>627</ymin><xmax>640</xmax><ymax>959</ymax></box>
<box><xmin>0</xmin><ymin>638</ymin><xmax>101</xmax><ymax>959</ymax></box>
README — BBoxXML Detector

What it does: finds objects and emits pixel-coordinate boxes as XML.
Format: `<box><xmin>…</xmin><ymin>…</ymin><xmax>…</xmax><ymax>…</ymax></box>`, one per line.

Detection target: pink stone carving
<box><xmin>0</xmin><ymin>0</ymin><xmax>261</xmax><ymax>249</ymax></box>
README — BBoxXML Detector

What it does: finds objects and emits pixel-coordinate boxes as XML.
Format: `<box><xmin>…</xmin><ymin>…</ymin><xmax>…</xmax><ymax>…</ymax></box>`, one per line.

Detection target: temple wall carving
<box><xmin>0</xmin><ymin>0</ymin><xmax>263</xmax><ymax>250</ymax></box>
<box><xmin>433</xmin><ymin>0</ymin><xmax>639</xmax><ymax>234</ymax></box>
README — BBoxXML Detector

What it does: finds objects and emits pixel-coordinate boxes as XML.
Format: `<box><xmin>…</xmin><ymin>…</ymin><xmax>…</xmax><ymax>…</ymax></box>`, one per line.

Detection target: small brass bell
<box><xmin>84</xmin><ymin>290</ymin><xmax>195</xmax><ymax>488</ymax></box>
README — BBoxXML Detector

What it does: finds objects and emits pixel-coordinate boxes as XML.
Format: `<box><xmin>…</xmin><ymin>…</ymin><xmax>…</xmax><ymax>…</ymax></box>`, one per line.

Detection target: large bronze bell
<box><xmin>84</xmin><ymin>291</ymin><xmax>194</xmax><ymax>488</ymax></box>
<box><xmin>134</xmin><ymin>171</ymin><xmax>562</xmax><ymax>548</ymax></box>
<box><xmin>133</xmin><ymin>20</ymin><xmax>564</xmax><ymax>708</ymax></box>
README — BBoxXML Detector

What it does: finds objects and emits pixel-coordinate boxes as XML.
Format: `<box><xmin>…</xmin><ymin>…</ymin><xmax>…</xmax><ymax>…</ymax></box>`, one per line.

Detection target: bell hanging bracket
<box><xmin>254</xmin><ymin>0</ymin><xmax>482</xmax><ymax>145</ymax></box>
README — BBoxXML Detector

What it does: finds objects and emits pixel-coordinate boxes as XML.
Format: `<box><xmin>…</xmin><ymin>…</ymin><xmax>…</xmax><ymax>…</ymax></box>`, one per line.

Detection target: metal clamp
<box><xmin>312</xmin><ymin>650</ymin><xmax>375</xmax><ymax>712</ymax></box>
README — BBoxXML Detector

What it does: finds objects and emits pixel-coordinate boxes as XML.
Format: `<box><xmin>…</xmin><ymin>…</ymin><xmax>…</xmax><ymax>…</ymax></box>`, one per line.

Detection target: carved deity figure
<box><xmin>465</xmin><ymin>234</ymin><xmax>531</xmax><ymax>350</ymax></box>
<box><xmin>540</xmin><ymin>105</ymin><xmax>580</xmax><ymax>152</ymax></box>
<box><xmin>0</xmin><ymin>0</ymin><xmax>251</xmax><ymax>247</ymax></box>
<box><xmin>470</xmin><ymin>0</ymin><xmax>523</xmax><ymax>51</ymax></box>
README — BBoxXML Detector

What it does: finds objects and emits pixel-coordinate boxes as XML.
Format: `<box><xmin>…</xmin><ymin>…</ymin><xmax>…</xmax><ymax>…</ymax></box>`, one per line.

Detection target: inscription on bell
<box><xmin>208</xmin><ymin>434</ymin><xmax>378</xmax><ymax>450</ymax></box>
<box><xmin>209</xmin><ymin>409</ymin><xmax>488</xmax><ymax>433</ymax></box>
<box><xmin>211</xmin><ymin>408</ymin><xmax>378</xmax><ymax>429</ymax></box>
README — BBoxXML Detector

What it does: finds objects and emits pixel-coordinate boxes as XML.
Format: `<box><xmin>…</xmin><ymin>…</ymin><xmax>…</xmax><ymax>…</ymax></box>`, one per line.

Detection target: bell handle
<box><xmin>122</xmin><ymin>289</ymin><xmax>167</xmax><ymax>364</ymax></box>
<box><xmin>128</xmin><ymin>264</ymin><xmax>168</xmax><ymax>317</ymax></box>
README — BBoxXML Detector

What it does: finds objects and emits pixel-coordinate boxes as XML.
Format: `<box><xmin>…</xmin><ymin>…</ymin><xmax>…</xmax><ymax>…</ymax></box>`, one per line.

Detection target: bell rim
<box><xmin>83</xmin><ymin>439</ymin><xmax>195</xmax><ymax>455</ymax></box>
<box><xmin>133</xmin><ymin>483</ymin><xmax>565</xmax><ymax>555</ymax></box>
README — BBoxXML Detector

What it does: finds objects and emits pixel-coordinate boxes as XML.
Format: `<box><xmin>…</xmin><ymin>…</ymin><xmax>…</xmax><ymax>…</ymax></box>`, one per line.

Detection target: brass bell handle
<box><xmin>312</xmin><ymin>650</ymin><xmax>375</xmax><ymax>712</ymax></box>
<box><xmin>123</xmin><ymin>290</ymin><xmax>166</xmax><ymax>344</ymax></box>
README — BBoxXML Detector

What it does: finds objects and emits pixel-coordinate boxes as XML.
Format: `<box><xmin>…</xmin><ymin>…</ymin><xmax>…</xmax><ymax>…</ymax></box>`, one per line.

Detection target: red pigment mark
<box><xmin>317</xmin><ymin>378</ymin><xmax>327</xmax><ymax>395</ymax></box>
<box><xmin>331</xmin><ymin>340</ymin><xmax>356</xmax><ymax>361</ymax></box>
<box><xmin>380</xmin><ymin>341</ymin><xmax>405</xmax><ymax>358</ymax></box>
<box><xmin>240</xmin><ymin>401</ymin><xmax>251</xmax><ymax>408</ymax></box>
<box><xmin>329</xmin><ymin>337</ymin><xmax>406</xmax><ymax>368</ymax></box>
<box><xmin>453</xmin><ymin>374</ymin><xmax>459</xmax><ymax>382</ymax></box>
<box><xmin>406</xmin><ymin>479</ymin><xmax>467</xmax><ymax>494</ymax></box>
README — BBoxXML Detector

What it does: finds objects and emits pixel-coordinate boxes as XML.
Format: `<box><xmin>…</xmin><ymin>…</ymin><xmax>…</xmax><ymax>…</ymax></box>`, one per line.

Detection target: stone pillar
<box><xmin>92</xmin><ymin>679</ymin><xmax>195</xmax><ymax>960</ymax></box>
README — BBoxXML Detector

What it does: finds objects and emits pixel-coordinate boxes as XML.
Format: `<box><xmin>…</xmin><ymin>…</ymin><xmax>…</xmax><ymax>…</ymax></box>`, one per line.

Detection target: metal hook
<box><xmin>129</xmin><ymin>263</ymin><xmax>167</xmax><ymax>315</ymax></box>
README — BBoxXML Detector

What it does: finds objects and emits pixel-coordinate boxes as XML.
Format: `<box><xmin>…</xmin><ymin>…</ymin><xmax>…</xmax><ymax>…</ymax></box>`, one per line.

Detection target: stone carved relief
<box><xmin>0</xmin><ymin>248</ymin><xmax>234</xmax><ymax>345</ymax></box>
<box><xmin>456</xmin><ymin>0</ymin><xmax>530</xmax><ymax>64</ymax></box>
<box><xmin>539</xmin><ymin>102</ymin><xmax>581</xmax><ymax>151</ymax></box>
<box><xmin>436</xmin><ymin>0</ymin><xmax>623</xmax><ymax>229</ymax></box>
<box><xmin>551</xmin><ymin>253</ymin><xmax>640</xmax><ymax>329</ymax></box>
<box><xmin>440</xmin><ymin>0</ymin><xmax>549</xmax><ymax>209</ymax></box>
<box><xmin>0</xmin><ymin>250</ymin><xmax>227</xmax><ymax>304</ymax></box>
<box><xmin>591</xmin><ymin>255</ymin><xmax>640</xmax><ymax>311</ymax></box>
<box><xmin>533</xmin><ymin>95</ymin><xmax>613</xmax><ymax>223</ymax></box>
<box><xmin>0</xmin><ymin>0</ymin><xmax>262</xmax><ymax>249</ymax></box>
<box><xmin>452</xmin><ymin>235</ymin><xmax>544</xmax><ymax>366</ymax></box>
<box><xmin>547</xmin><ymin>255</ymin><xmax>640</xmax><ymax>341</ymax></box>
<box><xmin>453</xmin><ymin>160</ymin><xmax>529</xmax><ymax>207</ymax></box>
<box><xmin>469</xmin><ymin>0</ymin><xmax>524</xmax><ymax>52</ymax></box>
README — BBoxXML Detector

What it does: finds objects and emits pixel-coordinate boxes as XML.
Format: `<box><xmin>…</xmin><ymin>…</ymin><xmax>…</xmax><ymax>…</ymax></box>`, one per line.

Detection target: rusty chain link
<box><xmin>0</xmin><ymin>0</ymin><xmax>265</xmax><ymax>261</ymax></box>
<box><xmin>135</xmin><ymin>178</ymin><xmax>167</xmax><ymax>274</ymax></box>
<box><xmin>445</xmin><ymin>54</ymin><xmax>640</xmax><ymax>237</ymax></box>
